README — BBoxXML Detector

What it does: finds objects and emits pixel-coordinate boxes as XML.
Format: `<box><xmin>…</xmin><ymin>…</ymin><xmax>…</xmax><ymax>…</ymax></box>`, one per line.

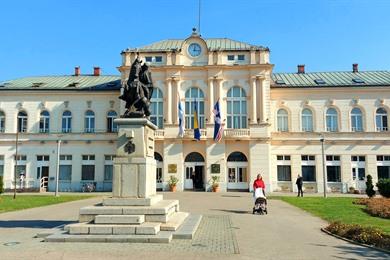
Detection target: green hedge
<box><xmin>377</xmin><ymin>179</ymin><xmax>390</xmax><ymax>198</ymax></box>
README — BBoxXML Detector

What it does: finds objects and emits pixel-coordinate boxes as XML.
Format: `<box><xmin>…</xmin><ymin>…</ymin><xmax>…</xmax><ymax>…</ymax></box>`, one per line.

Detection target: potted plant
<box><xmin>210</xmin><ymin>176</ymin><xmax>220</xmax><ymax>192</ymax></box>
<box><xmin>168</xmin><ymin>176</ymin><xmax>179</xmax><ymax>192</ymax></box>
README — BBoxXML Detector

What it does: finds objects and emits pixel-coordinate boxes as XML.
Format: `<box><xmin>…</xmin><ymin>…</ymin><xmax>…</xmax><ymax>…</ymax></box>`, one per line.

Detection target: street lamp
<box><xmin>54</xmin><ymin>138</ymin><xmax>62</xmax><ymax>197</ymax></box>
<box><xmin>320</xmin><ymin>134</ymin><xmax>327</xmax><ymax>198</ymax></box>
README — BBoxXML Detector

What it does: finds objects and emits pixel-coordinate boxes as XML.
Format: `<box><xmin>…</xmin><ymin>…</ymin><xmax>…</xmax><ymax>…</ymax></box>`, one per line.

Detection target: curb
<box><xmin>321</xmin><ymin>228</ymin><xmax>390</xmax><ymax>255</ymax></box>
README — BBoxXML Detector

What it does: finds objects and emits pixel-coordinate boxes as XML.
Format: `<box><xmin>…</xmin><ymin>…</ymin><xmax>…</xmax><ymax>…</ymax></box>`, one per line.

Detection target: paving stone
<box><xmin>136</xmin><ymin>222</ymin><xmax>161</xmax><ymax>235</ymax></box>
<box><xmin>68</xmin><ymin>223</ymin><xmax>89</xmax><ymax>235</ymax></box>
<box><xmin>112</xmin><ymin>225</ymin><xmax>136</xmax><ymax>235</ymax></box>
<box><xmin>79</xmin><ymin>206</ymin><xmax>123</xmax><ymax>215</ymax></box>
<box><xmin>122</xmin><ymin>200</ymin><xmax>178</xmax><ymax>215</ymax></box>
<box><xmin>89</xmin><ymin>225</ymin><xmax>113</xmax><ymax>235</ymax></box>
<box><xmin>173</xmin><ymin>214</ymin><xmax>202</xmax><ymax>239</ymax></box>
<box><xmin>103</xmin><ymin>194</ymin><xmax>163</xmax><ymax>206</ymax></box>
<box><xmin>94</xmin><ymin>214</ymin><xmax>145</xmax><ymax>224</ymax></box>
<box><xmin>161</xmin><ymin>212</ymin><xmax>189</xmax><ymax>231</ymax></box>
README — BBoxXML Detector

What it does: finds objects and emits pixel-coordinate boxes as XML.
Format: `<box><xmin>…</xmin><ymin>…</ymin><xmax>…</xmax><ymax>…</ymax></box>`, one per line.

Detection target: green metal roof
<box><xmin>126</xmin><ymin>38</ymin><xmax>267</xmax><ymax>52</ymax></box>
<box><xmin>0</xmin><ymin>76</ymin><xmax>121</xmax><ymax>91</ymax></box>
<box><xmin>272</xmin><ymin>71</ymin><xmax>390</xmax><ymax>88</ymax></box>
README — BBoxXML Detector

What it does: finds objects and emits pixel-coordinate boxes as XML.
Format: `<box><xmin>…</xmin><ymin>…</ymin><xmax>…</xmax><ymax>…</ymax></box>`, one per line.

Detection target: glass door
<box><xmin>184</xmin><ymin>166</ymin><xmax>194</xmax><ymax>190</ymax></box>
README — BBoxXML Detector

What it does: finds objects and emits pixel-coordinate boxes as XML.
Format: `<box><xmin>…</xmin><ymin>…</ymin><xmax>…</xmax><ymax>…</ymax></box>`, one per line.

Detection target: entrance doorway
<box><xmin>184</xmin><ymin>152</ymin><xmax>205</xmax><ymax>191</ymax></box>
<box><xmin>227</xmin><ymin>152</ymin><xmax>249</xmax><ymax>191</ymax></box>
<box><xmin>37</xmin><ymin>155</ymin><xmax>49</xmax><ymax>191</ymax></box>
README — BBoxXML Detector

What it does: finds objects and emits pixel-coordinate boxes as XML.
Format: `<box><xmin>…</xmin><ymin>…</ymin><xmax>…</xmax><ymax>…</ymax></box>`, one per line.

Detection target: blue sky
<box><xmin>1</xmin><ymin>0</ymin><xmax>389</xmax><ymax>81</ymax></box>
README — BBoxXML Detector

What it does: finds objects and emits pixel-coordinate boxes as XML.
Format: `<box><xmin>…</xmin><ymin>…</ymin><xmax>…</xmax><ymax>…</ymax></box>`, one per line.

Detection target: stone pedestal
<box><xmin>44</xmin><ymin>118</ymin><xmax>201</xmax><ymax>244</ymax></box>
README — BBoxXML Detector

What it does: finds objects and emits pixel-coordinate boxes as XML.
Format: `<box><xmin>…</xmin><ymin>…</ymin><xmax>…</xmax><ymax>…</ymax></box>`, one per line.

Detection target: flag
<box><xmin>178</xmin><ymin>97</ymin><xmax>184</xmax><ymax>137</ymax></box>
<box><xmin>213</xmin><ymin>99</ymin><xmax>223</xmax><ymax>142</ymax></box>
<box><xmin>193</xmin><ymin>102</ymin><xmax>201</xmax><ymax>141</ymax></box>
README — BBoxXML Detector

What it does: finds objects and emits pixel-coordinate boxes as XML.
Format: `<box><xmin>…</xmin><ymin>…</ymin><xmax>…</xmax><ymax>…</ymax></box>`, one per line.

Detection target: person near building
<box><xmin>296</xmin><ymin>174</ymin><xmax>303</xmax><ymax>197</ymax></box>
<box><xmin>253</xmin><ymin>174</ymin><xmax>266</xmax><ymax>197</ymax></box>
<box><xmin>19</xmin><ymin>172</ymin><xmax>25</xmax><ymax>191</ymax></box>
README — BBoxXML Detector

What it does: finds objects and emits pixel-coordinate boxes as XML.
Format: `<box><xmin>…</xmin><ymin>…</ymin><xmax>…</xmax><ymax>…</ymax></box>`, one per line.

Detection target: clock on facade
<box><xmin>188</xmin><ymin>43</ymin><xmax>202</xmax><ymax>57</ymax></box>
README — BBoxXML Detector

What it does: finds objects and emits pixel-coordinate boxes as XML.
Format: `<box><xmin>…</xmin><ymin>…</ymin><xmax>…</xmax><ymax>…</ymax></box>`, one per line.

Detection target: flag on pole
<box><xmin>193</xmin><ymin>102</ymin><xmax>201</xmax><ymax>141</ymax></box>
<box><xmin>178</xmin><ymin>97</ymin><xmax>184</xmax><ymax>137</ymax></box>
<box><xmin>213</xmin><ymin>99</ymin><xmax>223</xmax><ymax>142</ymax></box>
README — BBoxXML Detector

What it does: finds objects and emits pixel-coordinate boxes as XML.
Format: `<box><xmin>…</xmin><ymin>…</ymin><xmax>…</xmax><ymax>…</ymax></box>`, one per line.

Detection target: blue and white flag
<box><xmin>178</xmin><ymin>97</ymin><xmax>185</xmax><ymax>137</ymax></box>
<box><xmin>193</xmin><ymin>102</ymin><xmax>201</xmax><ymax>141</ymax></box>
<box><xmin>213</xmin><ymin>99</ymin><xmax>223</xmax><ymax>142</ymax></box>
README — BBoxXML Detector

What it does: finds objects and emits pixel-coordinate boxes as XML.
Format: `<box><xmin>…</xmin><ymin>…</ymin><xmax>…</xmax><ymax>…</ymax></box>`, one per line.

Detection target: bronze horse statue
<box><xmin>119</xmin><ymin>57</ymin><xmax>154</xmax><ymax>118</ymax></box>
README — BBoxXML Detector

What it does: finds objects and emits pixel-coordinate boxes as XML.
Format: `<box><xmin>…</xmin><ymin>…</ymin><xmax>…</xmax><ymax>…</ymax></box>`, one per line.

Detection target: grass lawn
<box><xmin>275</xmin><ymin>197</ymin><xmax>390</xmax><ymax>234</ymax></box>
<box><xmin>0</xmin><ymin>195</ymin><xmax>95</xmax><ymax>213</ymax></box>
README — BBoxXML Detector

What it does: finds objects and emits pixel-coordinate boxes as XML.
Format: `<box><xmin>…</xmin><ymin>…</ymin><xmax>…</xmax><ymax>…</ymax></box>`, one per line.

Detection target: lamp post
<box><xmin>320</xmin><ymin>134</ymin><xmax>327</xmax><ymax>198</ymax></box>
<box><xmin>54</xmin><ymin>139</ymin><xmax>61</xmax><ymax>197</ymax></box>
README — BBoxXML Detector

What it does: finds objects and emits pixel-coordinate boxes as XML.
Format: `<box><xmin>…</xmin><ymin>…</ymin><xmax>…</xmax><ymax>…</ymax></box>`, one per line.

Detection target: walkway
<box><xmin>0</xmin><ymin>192</ymin><xmax>387</xmax><ymax>260</ymax></box>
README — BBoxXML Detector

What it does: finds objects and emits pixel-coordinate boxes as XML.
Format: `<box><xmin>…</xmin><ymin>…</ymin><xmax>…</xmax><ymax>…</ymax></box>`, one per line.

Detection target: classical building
<box><xmin>0</xmin><ymin>30</ymin><xmax>389</xmax><ymax>193</ymax></box>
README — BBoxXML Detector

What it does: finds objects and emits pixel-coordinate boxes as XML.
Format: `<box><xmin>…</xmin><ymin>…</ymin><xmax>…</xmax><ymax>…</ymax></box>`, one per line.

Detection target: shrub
<box><xmin>366</xmin><ymin>198</ymin><xmax>390</xmax><ymax>219</ymax></box>
<box><xmin>353</xmin><ymin>198</ymin><xmax>370</xmax><ymax>205</ymax></box>
<box><xmin>0</xmin><ymin>176</ymin><xmax>3</xmax><ymax>194</ymax></box>
<box><xmin>168</xmin><ymin>176</ymin><xmax>179</xmax><ymax>187</ymax></box>
<box><xmin>365</xmin><ymin>175</ymin><xmax>376</xmax><ymax>198</ymax></box>
<box><xmin>326</xmin><ymin>222</ymin><xmax>390</xmax><ymax>250</ymax></box>
<box><xmin>377</xmin><ymin>179</ymin><xmax>390</xmax><ymax>198</ymax></box>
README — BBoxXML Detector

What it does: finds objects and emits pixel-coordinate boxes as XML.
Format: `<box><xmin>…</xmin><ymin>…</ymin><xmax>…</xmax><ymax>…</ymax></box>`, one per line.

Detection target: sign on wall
<box><xmin>211</xmin><ymin>164</ymin><xmax>220</xmax><ymax>174</ymax></box>
<box><xmin>168</xmin><ymin>164</ymin><xmax>177</xmax><ymax>173</ymax></box>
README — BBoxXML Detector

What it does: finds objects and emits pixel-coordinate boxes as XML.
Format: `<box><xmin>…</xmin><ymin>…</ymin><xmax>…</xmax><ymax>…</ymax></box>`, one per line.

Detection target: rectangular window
<box><xmin>60</xmin><ymin>155</ymin><xmax>72</xmax><ymax>161</ymax></box>
<box><xmin>145</xmin><ymin>56</ymin><xmax>152</xmax><ymax>62</ymax></box>
<box><xmin>237</xmin><ymin>54</ymin><xmax>245</xmax><ymax>61</ymax></box>
<box><xmin>155</xmin><ymin>56</ymin><xmax>162</xmax><ymax>62</ymax></box>
<box><xmin>104</xmin><ymin>155</ymin><xmax>114</xmax><ymax>181</ymax></box>
<box><xmin>81</xmin><ymin>165</ymin><xmax>95</xmax><ymax>180</ymax></box>
<box><xmin>0</xmin><ymin>155</ymin><xmax>4</xmax><ymax>177</ymax></box>
<box><xmin>277</xmin><ymin>165</ymin><xmax>291</xmax><ymax>181</ymax></box>
<box><xmin>327</xmin><ymin>166</ymin><xmax>341</xmax><ymax>182</ymax></box>
<box><xmin>302</xmin><ymin>166</ymin><xmax>316</xmax><ymax>182</ymax></box>
<box><xmin>82</xmin><ymin>155</ymin><xmax>95</xmax><ymax>161</ymax></box>
<box><xmin>227</xmin><ymin>55</ymin><xmax>235</xmax><ymax>61</ymax></box>
<box><xmin>377</xmin><ymin>166</ymin><xmax>390</xmax><ymax>179</ymax></box>
<box><xmin>59</xmin><ymin>165</ymin><xmax>72</xmax><ymax>181</ymax></box>
<box><xmin>156</xmin><ymin>168</ymin><xmax>162</xmax><ymax>183</ymax></box>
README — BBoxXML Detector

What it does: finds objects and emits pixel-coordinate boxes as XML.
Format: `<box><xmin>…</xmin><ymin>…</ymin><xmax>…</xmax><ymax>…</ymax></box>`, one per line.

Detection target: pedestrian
<box><xmin>296</xmin><ymin>174</ymin><xmax>303</xmax><ymax>197</ymax></box>
<box><xmin>253</xmin><ymin>174</ymin><xmax>266</xmax><ymax>197</ymax></box>
<box><xmin>19</xmin><ymin>173</ymin><xmax>25</xmax><ymax>191</ymax></box>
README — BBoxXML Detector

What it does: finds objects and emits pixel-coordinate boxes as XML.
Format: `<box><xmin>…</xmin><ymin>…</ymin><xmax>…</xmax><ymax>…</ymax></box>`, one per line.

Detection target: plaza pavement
<box><xmin>0</xmin><ymin>192</ymin><xmax>388</xmax><ymax>260</ymax></box>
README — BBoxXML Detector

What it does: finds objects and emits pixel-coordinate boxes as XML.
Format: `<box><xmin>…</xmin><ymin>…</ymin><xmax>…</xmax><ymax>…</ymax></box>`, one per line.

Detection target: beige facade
<box><xmin>0</xmin><ymin>32</ymin><xmax>389</xmax><ymax>192</ymax></box>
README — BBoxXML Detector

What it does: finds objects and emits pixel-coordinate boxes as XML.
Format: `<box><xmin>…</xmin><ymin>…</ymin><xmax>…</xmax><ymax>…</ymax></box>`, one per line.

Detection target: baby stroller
<box><xmin>252</xmin><ymin>188</ymin><xmax>268</xmax><ymax>215</ymax></box>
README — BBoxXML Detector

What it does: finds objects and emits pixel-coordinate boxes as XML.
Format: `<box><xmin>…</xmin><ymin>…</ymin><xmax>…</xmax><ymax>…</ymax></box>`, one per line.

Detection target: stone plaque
<box><xmin>211</xmin><ymin>164</ymin><xmax>220</xmax><ymax>174</ymax></box>
<box><xmin>145</xmin><ymin>127</ymin><xmax>155</xmax><ymax>157</ymax></box>
<box><xmin>168</xmin><ymin>164</ymin><xmax>177</xmax><ymax>173</ymax></box>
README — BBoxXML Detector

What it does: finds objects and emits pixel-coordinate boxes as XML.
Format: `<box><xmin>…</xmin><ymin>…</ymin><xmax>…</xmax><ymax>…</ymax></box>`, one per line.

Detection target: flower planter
<box><xmin>170</xmin><ymin>185</ymin><xmax>177</xmax><ymax>192</ymax></box>
<box><xmin>212</xmin><ymin>186</ymin><xmax>220</xmax><ymax>192</ymax></box>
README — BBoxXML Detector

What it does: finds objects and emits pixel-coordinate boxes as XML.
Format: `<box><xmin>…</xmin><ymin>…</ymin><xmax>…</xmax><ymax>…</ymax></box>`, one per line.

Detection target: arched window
<box><xmin>39</xmin><ymin>111</ymin><xmax>50</xmax><ymax>133</ymax></box>
<box><xmin>351</xmin><ymin>107</ymin><xmax>363</xmax><ymax>132</ymax></box>
<box><xmin>62</xmin><ymin>111</ymin><xmax>72</xmax><ymax>133</ymax></box>
<box><xmin>154</xmin><ymin>152</ymin><xmax>163</xmax><ymax>162</ymax></box>
<box><xmin>185</xmin><ymin>87</ymin><xmax>205</xmax><ymax>129</ymax></box>
<box><xmin>150</xmin><ymin>88</ymin><xmax>163</xmax><ymax>129</ymax></box>
<box><xmin>227</xmin><ymin>87</ymin><xmax>247</xmax><ymax>129</ymax></box>
<box><xmin>0</xmin><ymin>111</ymin><xmax>5</xmax><ymax>132</ymax></box>
<box><xmin>227</xmin><ymin>152</ymin><xmax>248</xmax><ymax>162</ymax></box>
<box><xmin>301</xmin><ymin>108</ymin><xmax>313</xmax><ymax>132</ymax></box>
<box><xmin>85</xmin><ymin>110</ymin><xmax>95</xmax><ymax>133</ymax></box>
<box><xmin>17</xmin><ymin>111</ymin><xmax>28</xmax><ymax>133</ymax></box>
<box><xmin>277</xmin><ymin>109</ymin><xmax>288</xmax><ymax>132</ymax></box>
<box><xmin>227</xmin><ymin>152</ymin><xmax>248</xmax><ymax>187</ymax></box>
<box><xmin>107</xmin><ymin>111</ymin><xmax>118</xmax><ymax>133</ymax></box>
<box><xmin>326</xmin><ymin>108</ymin><xmax>338</xmax><ymax>132</ymax></box>
<box><xmin>376</xmin><ymin>108</ymin><xmax>388</xmax><ymax>131</ymax></box>
<box><xmin>184</xmin><ymin>152</ymin><xmax>205</xmax><ymax>162</ymax></box>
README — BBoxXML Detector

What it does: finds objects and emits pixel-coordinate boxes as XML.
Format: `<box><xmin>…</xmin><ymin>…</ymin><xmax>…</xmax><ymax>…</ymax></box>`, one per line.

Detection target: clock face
<box><xmin>188</xmin><ymin>43</ymin><xmax>202</xmax><ymax>57</ymax></box>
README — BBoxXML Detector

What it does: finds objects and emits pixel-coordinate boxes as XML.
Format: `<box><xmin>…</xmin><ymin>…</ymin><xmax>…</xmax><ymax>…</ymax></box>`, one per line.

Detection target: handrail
<box><xmin>40</xmin><ymin>177</ymin><xmax>48</xmax><ymax>192</ymax></box>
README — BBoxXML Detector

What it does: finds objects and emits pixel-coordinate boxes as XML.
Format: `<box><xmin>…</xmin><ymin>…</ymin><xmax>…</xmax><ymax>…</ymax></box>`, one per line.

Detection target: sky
<box><xmin>0</xmin><ymin>0</ymin><xmax>389</xmax><ymax>81</ymax></box>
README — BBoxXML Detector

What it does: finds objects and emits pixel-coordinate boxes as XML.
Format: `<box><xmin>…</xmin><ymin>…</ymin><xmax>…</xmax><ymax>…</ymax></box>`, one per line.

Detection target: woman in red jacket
<box><xmin>253</xmin><ymin>174</ymin><xmax>266</xmax><ymax>197</ymax></box>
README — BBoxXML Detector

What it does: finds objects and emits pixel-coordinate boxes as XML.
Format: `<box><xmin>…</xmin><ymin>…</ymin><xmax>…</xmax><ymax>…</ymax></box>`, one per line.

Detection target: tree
<box><xmin>0</xmin><ymin>176</ymin><xmax>4</xmax><ymax>194</ymax></box>
<box><xmin>365</xmin><ymin>174</ymin><xmax>375</xmax><ymax>198</ymax></box>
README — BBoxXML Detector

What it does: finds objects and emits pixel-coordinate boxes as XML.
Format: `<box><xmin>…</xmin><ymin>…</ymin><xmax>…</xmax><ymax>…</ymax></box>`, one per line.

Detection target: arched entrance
<box><xmin>154</xmin><ymin>152</ymin><xmax>163</xmax><ymax>191</ymax></box>
<box><xmin>184</xmin><ymin>152</ymin><xmax>205</xmax><ymax>191</ymax></box>
<box><xmin>227</xmin><ymin>152</ymin><xmax>249</xmax><ymax>191</ymax></box>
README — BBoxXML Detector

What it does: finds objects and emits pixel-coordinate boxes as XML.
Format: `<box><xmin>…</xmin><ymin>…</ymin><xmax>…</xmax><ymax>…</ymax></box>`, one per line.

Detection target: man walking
<box><xmin>296</xmin><ymin>174</ymin><xmax>303</xmax><ymax>197</ymax></box>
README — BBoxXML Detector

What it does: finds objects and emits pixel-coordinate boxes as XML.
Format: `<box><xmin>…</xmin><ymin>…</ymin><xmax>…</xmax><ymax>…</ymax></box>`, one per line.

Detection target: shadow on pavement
<box><xmin>0</xmin><ymin>220</ymin><xmax>74</xmax><ymax>228</ymax></box>
<box><xmin>332</xmin><ymin>244</ymin><xmax>389</xmax><ymax>260</ymax></box>
<box><xmin>211</xmin><ymin>209</ymin><xmax>251</xmax><ymax>214</ymax></box>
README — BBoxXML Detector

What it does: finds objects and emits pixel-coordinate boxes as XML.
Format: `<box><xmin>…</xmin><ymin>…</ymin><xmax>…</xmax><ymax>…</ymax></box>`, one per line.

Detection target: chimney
<box><xmin>352</xmin><ymin>63</ymin><xmax>358</xmax><ymax>73</ymax></box>
<box><xmin>93</xmin><ymin>67</ymin><xmax>101</xmax><ymax>76</ymax></box>
<box><xmin>74</xmin><ymin>66</ymin><xmax>80</xmax><ymax>76</ymax></box>
<box><xmin>297</xmin><ymin>64</ymin><xmax>305</xmax><ymax>74</ymax></box>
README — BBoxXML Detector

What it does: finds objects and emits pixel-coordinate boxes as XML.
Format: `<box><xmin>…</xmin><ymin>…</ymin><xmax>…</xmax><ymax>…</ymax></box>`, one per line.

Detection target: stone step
<box><xmin>94</xmin><ymin>214</ymin><xmax>145</xmax><ymax>224</ymax></box>
<box><xmin>173</xmin><ymin>214</ymin><xmax>202</xmax><ymax>239</ymax></box>
<box><xmin>67</xmin><ymin>222</ymin><xmax>161</xmax><ymax>235</ymax></box>
<box><xmin>103</xmin><ymin>194</ymin><xmax>163</xmax><ymax>206</ymax></box>
<box><xmin>46</xmin><ymin>231</ymin><xmax>172</xmax><ymax>243</ymax></box>
<box><xmin>160</xmin><ymin>212</ymin><xmax>189</xmax><ymax>231</ymax></box>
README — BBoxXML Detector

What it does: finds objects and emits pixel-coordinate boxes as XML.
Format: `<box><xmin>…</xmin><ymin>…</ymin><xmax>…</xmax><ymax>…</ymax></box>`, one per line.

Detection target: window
<box><xmin>351</xmin><ymin>156</ymin><xmax>366</xmax><ymax>181</ymax></box>
<box><xmin>376</xmin><ymin>155</ymin><xmax>390</xmax><ymax>179</ymax></box>
<box><xmin>0</xmin><ymin>155</ymin><xmax>4</xmax><ymax>177</ymax></box>
<box><xmin>39</xmin><ymin>111</ymin><xmax>50</xmax><ymax>133</ymax></box>
<box><xmin>376</xmin><ymin>108</ymin><xmax>388</xmax><ymax>131</ymax></box>
<box><xmin>59</xmin><ymin>155</ymin><xmax>72</xmax><ymax>181</ymax></box>
<box><xmin>326</xmin><ymin>155</ymin><xmax>341</xmax><ymax>182</ymax></box>
<box><xmin>17</xmin><ymin>111</ymin><xmax>28</xmax><ymax>133</ymax></box>
<box><xmin>14</xmin><ymin>155</ymin><xmax>27</xmax><ymax>179</ymax></box>
<box><xmin>301</xmin><ymin>155</ymin><xmax>316</xmax><ymax>182</ymax></box>
<box><xmin>326</xmin><ymin>108</ymin><xmax>338</xmax><ymax>132</ymax></box>
<box><xmin>85</xmin><ymin>110</ymin><xmax>95</xmax><ymax>133</ymax></box>
<box><xmin>277</xmin><ymin>109</ymin><xmax>288</xmax><ymax>132</ymax></box>
<box><xmin>0</xmin><ymin>111</ymin><xmax>5</xmax><ymax>132</ymax></box>
<box><xmin>62</xmin><ymin>111</ymin><xmax>72</xmax><ymax>133</ymax></box>
<box><xmin>104</xmin><ymin>155</ymin><xmax>114</xmax><ymax>181</ymax></box>
<box><xmin>150</xmin><ymin>88</ymin><xmax>164</xmax><ymax>128</ymax></box>
<box><xmin>227</xmin><ymin>55</ymin><xmax>235</xmax><ymax>61</ymax></box>
<box><xmin>314</xmin><ymin>79</ymin><xmax>326</xmax><ymax>85</ymax></box>
<box><xmin>81</xmin><ymin>155</ymin><xmax>95</xmax><ymax>180</ymax></box>
<box><xmin>351</xmin><ymin>108</ymin><xmax>363</xmax><ymax>132</ymax></box>
<box><xmin>155</xmin><ymin>56</ymin><xmax>162</xmax><ymax>62</ymax></box>
<box><xmin>37</xmin><ymin>155</ymin><xmax>49</xmax><ymax>161</ymax></box>
<box><xmin>185</xmin><ymin>87</ymin><xmax>205</xmax><ymax>129</ymax></box>
<box><xmin>227</xmin><ymin>87</ymin><xmax>247</xmax><ymax>129</ymax></box>
<box><xmin>277</xmin><ymin>155</ymin><xmax>291</xmax><ymax>181</ymax></box>
<box><xmin>145</xmin><ymin>56</ymin><xmax>152</xmax><ymax>62</ymax></box>
<box><xmin>154</xmin><ymin>152</ymin><xmax>163</xmax><ymax>183</ymax></box>
<box><xmin>227</xmin><ymin>152</ymin><xmax>248</xmax><ymax>184</ymax></box>
<box><xmin>237</xmin><ymin>55</ymin><xmax>245</xmax><ymax>61</ymax></box>
<box><xmin>301</xmin><ymin>108</ymin><xmax>313</xmax><ymax>132</ymax></box>
<box><xmin>107</xmin><ymin>111</ymin><xmax>118</xmax><ymax>132</ymax></box>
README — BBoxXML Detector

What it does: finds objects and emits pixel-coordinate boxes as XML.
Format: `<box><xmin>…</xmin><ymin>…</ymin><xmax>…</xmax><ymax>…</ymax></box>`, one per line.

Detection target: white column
<box><xmin>166</xmin><ymin>79</ymin><xmax>172</xmax><ymax>125</ymax></box>
<box><xmin>172</xmin><ymin>79</ymin><xmax>179</xmax><ymax>124</ymax></box>
<box><xmin>208</xmin><ymin>79</ymin><xmax>214</xmax><ymax>122</ymax></box>
<box><xmin>251</xmin><ymin>77</ymin><xmax>257</xmax><ymax>124</ymax></box>
<box><xmin>260</xmin><ymin>78</ymin><xmax>266</xmax><ymax>123</ymax></box>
